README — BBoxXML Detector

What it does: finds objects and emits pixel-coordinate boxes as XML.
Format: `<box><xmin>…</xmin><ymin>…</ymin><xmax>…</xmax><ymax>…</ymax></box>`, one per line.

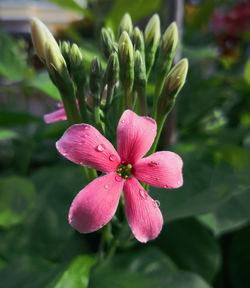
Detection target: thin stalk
<box><xmin>124</xmin><ymin>85</ymin><xmax>133</xmax><ymax>109</ymax></box>
<box><xmin>76</xmin><ymin>84</ymin><xmax>89</xmax><ymax>123</ymax></box>
<box><xmin>136</xmin><ymin>86</ymin><xmax>147</xmax><ymax>115</ymax></box>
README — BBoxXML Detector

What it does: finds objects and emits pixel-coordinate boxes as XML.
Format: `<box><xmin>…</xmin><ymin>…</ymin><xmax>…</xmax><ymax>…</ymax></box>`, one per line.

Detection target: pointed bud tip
<box><xmin>162</xmin><ymin>22</ymin><xmax>178</xmax><ymax>53</ymax></box>
<box><xmin>119</xmin><ymin>13</ymin><xmax>133</xmax><ymax>36</ymax></box>
<box><xmin>144</xmin><ymin>14</ymin><xmax>161</xmax><ymax>46</ymax></box>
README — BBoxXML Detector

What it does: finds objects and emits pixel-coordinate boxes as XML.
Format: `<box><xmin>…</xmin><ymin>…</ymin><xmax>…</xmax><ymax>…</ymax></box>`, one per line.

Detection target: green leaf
<box><xmin>0</xmin><ymin>31</ymin><xmax>29</xmax><ymax>81</ymax></box>
<box><xmin>0</xmin><ymin>111</ymin><xmax>41</xmax><ymax>127</ymax></box>
<box><xmin>0</xmin><ymin>129</ymin><xmax>18</xmax><ymax>140</ymax></box>
<box><xmin>54</xmin><ymin>255</ymin><xmax>97</xmax><ymax>288</ymax></box>
<box><xmin>155</xmin><ymin>218</ymin><xmax>221</xmax><ymax>282</ymax></box>
<box><xmin>29</xmin><ymin>72</ymin><xmax>61</xmax><ymax>100</ymax></box>
<box><xmin>199</xmin><ymin>188</ymin><xmax>250</xmax><ymax>235</ymax></box>
<box><xmin>150</xmin><ymin>143</ymin><xmax>250</xmax><ymax>222</ymax></box>
<box><xmin>47</xmin><ymin>0</ymin><xmax>93</xmax><ymax>19</ymax></box>
<box><xmin>243</xmin><ymin>58</ymin><xmax>250</xmax><ymax>85</ymax></box>
<box><xmin>89</xmin><ymin>248</ymin><xmax>211</xmax><ymax>288</ymax></box>
<box><xmin>28</xmin><ymin>165</ymin><xmax>88</xmax><ymax>260</ymax></box>
<box><xmin>0</xmin><ymin>256</ymin><xmax>61</xmax><ymax>288</ymax></box>
<box><xmin>105</xmin><ymin>0</ymin><xmax>161</xmax><ymax>35</ymax></box>
<box><xmin>0</xmin><ymin>176</ymin><xmax>37</xmax><ymax>228</ymax></box>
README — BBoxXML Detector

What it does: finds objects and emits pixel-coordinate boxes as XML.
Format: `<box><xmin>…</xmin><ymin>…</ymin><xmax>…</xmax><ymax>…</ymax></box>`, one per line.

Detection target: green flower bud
<box><xmin>70</xmin><ymin>43</ymin><xmax>86</xmax><ymax>86</ymax></box>
<box><xmin>134</xmin><ymin>50</ymin><xmax>146</xmax><ymax>88</ymax></box>
<box><xmin>106</xmin><ymin>52</ymin><xmax>119</xmax><ymax>87</ymax></box>
<box><xmin>158</xmin><ymin>59</ymin><xmax>188</xmax><ymax>114</ymax></box>
<box><xmin>89</xmin><ymin>57</ymin><xmax>102</xmax><ymax>100</ymax></box>
<box><xmin>45</xmin><ymin>43</ymin><xmax>67</xmax><ymax>79</ymax></box>
<box><xmin>107</xmin><ymin>27</ymin><xmax>115</xmax><ymax>41</ymax></box>
<box><xmin>118</xmin><ymin>13</ymin><xmax>133</xmax><ymax>37</ymax></box>
<box><xmin>60</xmin><ymin>41</ymin><xmax>71</xmax><ymax>68</ymax></box>
<box><xmin>118</xmin><ymin>31</ymin><xmax>134</xmax><ymax>85</ymax></box>
<box><xmin>30</xmin><ymin>17</ymin><xmax>60</xmax><ymax>61</ymax></box>
<box><xmin>100</xmin><ymin>28</ymin><xmax>117</xmax><ymax>60</ymax></box>
<box><xmin>144</xmin><ymin>14</ymin><xmax>161</xmax><ymax>76</ymax></box>
<box><xmin>161</xmin><ymin>22</ymin><xmax>178</xmax><ymax>56</ymax></box>
<box><xmin>132</xmin><ymin>27</ymin><xmax>145</xmax><ymax>56</ymax></box>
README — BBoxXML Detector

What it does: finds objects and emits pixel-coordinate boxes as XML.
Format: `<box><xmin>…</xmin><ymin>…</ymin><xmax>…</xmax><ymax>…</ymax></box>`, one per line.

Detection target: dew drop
<box><xmin>80</xmin><ymin>161</ymin><xmax>84</xmax><ymax>165</ymax></box>
<box><xmin>84</xmin><ymin>126</ymin><xmax>90</xmax><ymax>130</ymax></box>
<box><xmin>152</xmin><ymin>200</ymin><xmax>160</xmax><ymax>208</ymax></box>
<box><xmin>104</xmin><ymin>184</ymin><xmax>109</xmax><ymax>189</ymax></box>
<box><xmin>163</xmin><ymin>184</ymin><xmax>168</xmax><ymax>188</ymax></box>
<box><xmin>62</xmin><ymin>152</ymin><xmax>67</xmax><ymax>157</ymax></box>
<box><xmin>121</xmin><ymin>119</ymin><xmax>125</xmax><ymax>124</ymax></box>
<box><xmin>115</xmin><ymin>175</ymin><xmax>123</xmax><ymax>182</ymax></box>
<box><xmin>82</xmin><ymin>134</ymin><xmax>89</xmax><ymax>138</ymax></box>
<box><xmin>177</xmin><ymin>180</ymin><xmax>181</xmax><ymax>185</ymax></box>
<box><xmin>109</xmin><ymin>154</ymin><xmax>115</xmax><ymax>161</ymax></box>
<box><xmin>139</xmin><ymin>190</ymin><xmax>147</xmax><ymax>200</ymax></box>
<box><xmin>96</xmin><ymin>144</ymin><xmax>105</xmax><ymax>152</ymax></box>
<box><xmin>155</xmin><ymin>177</ymin><xmax>160</xmax><ymax>181</ymax></box>
<box><xmin>152</xmin><ymin>128</ymin><xmax>155</xmax><ymax>132</ymax></box>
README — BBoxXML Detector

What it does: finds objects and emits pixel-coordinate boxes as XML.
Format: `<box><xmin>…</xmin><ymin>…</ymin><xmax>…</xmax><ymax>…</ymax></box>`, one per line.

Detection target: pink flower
<box><xmin>56</xmin><ymin>110</ymin><xmax>183</xmax><ymax>242</ymax></box>
<box><xmin>44</xmin><ymin>102</ymin><xmax>67</xmax><ymax>123</ymax></box>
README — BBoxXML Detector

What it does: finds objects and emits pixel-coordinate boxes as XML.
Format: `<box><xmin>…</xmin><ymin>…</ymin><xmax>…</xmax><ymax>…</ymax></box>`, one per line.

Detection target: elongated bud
<box><xmin>118</xmin><ymin>31</ymin><xmax>134</xmax><ymax>85</ymax></box>
<box><xmin>118</xmin><ymin>13</ymin><xmax>133</xmax><ymax>37</ymax></box>
<box><xmin>70</xmin><ymin>43</ymin><xmax>86</xmax><ymax>86</ymax></box>
<box><xmin>134</xmin><ymin>50</ymin><xmax>146</xmax><ymax>88</ymax></box>
<box><xmin>133</xmin><ymin>27</ymin><xmax>145</xmax><ymax>55</ymax></box>
<box><xmin>144</xmin><ymin>14</ymin><xmax>161</xmax><ymax>76</ymax></box>
<box><xmin>60</xmin><ymin>41</ymin><xmax>71</xmax><ymax>68</ymax></box>
<box><xmin>158</xmin><ymin>59</ymin><xmax>188</xmax><ymax>114</ymax></box>
<box><xmin>45</xmin><ymin>43</ymin><xmax>67</xmax><ymax>79</ymax></box>
<box><xmin>89</xmin><ymin>57</ymin><xmax>102</xmax><ymax>101</ymax></box>
<box><xmin>107</xmin><ymin>27</ymin><xmax>115</xmax><ymax>41</ymax></box>
<box><xmin>100</xmin><ymin>28</ymin><xmax>117</xmax><ymax>60</ymax></box>
<box><xmin>30</xmin><ymin>17</ymin><xmax>60</xmax><ymax>61</ymax></box>
<box><xmin>161</xmin><ymin>22</ymin><xmax>178</xmax><ymax>56</ymax></box>
<box><xmin>106</xmin><ymin>52</ymin><xmax>119</xmax><ymax>87</ymax></box>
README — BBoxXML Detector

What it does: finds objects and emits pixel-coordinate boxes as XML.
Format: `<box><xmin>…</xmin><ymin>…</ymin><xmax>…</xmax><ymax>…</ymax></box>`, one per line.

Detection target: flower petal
<box><xmin>44</xmin><ymin>107</ymin><xmax>66</xmax><ymax>123</ymax></box>
<box><xmin>56</xmin><ymin>124</ymin><xmax>121</xmax><ymax>172</ymax></box>
<box><xmin>117</xmin><ymin>110</ymin><xmax>157</xmax><ymax>164</ymax></box>
<box><xmin>133</xmin><ymin>151</ymin><xmax>183</xmax><ymax>188</ymax></box>
<box><xmin>69</xmin><ymin>173</ymin><xmax>124</xmax><ymax>233</ymax></box>
<box><xmin>132</xmin><ymin>151</ymin><xmax>183</xmax><ymax>188</ymax></box>
<box><xmin>124</xmin><ymin>177</ymin><xmax>163</xmax><ymax>243</ymax></box>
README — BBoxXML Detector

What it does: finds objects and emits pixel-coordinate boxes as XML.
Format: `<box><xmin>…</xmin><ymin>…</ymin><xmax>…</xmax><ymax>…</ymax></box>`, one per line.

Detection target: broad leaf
<box><xmin>89</xmin><ymin>248</ymin><xmax>211</xmax><ymax>288</ymax></box>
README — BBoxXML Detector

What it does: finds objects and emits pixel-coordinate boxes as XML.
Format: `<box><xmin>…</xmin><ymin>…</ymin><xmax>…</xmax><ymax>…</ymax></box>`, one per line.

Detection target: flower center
<box><xmin>116</xmin><ymin>163</ymin><xmax>132</xmax><ymax>179</ymax></box>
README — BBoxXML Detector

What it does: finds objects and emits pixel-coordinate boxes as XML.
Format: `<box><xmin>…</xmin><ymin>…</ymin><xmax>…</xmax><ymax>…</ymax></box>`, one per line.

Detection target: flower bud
<box><xmin>105</xmin><ymin>52</ymin><xmax>119</xmax><ymax>87</ymax></box>
<box><xmin>60</xmin><ymin>41</ymin><xmax>71</xmax><ymax>68</ymax></box>
<box><xmin>89</xmin><ymin>57</ymin><xmax>102</xmax><ymax>100</ymax></box>
<box><xmin>30</xmin><ymin>17</ymin><xmax>60</xmax><ymax>61</ymax></box>
<box><xmin>45</xmin><ymin>42</ymin><xmax>67</xmax><ymax>79</ymax></box>
<box><xmin>118</xmin><ymin>31</ymin><xmax>134</xmax><ymax>86</ymax></box>
<box><xmin>161</xmin><ymin>22</ymin><xmax>178</xmax><ymax>56</ymax></box>
<box><xmin>134</xmin><ymin>50</ymin><xmax>146</xmax><ymax>88</ymax></box>
<box><xmin>144</xmin><ymin>14</ymin><xmax>161</xmax><ymax>76</ymax></box>
<box><xmin>158</xmin><ymin>59</ymin><xmax>188</xmax><ymax>114</ymax></box>
<box><xmin>132</xmin><ymin>27</ymin><xmax>145</xmax><ymax>56</ymax></box>
<box><xmin>107</xmin><ymin>27</ymin><xmax>115</xmax><ymax>41</ymax></box>
<box><xmin>70</xmin><ymin>43</ymin><xmax>86</xmax><ymax>86</ymax></box>
<box><xmin>100</xmin><ymin>28</ymin><xmax>117</xmax><ymax>60</ymax></box>
<box><xmin>118</xmin><ymin>13</ymin><xmax>133</xmax><ymax>37</ymax></box>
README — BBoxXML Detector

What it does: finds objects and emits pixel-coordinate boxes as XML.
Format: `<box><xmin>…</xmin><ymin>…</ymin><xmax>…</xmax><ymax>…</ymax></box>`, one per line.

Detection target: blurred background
<box><xmin>0</xmin><ymin>0</ymin><xmax>250</xmax><ymax>287</ymax></box>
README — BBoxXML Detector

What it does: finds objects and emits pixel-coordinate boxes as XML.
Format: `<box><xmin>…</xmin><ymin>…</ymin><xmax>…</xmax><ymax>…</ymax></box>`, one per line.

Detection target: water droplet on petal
<box><xmin>121</xmin><ymin>119</ymin><xmax>125</xmax><ymax>124</ymax></box>
<box><xmin>148</xmin><ymin>161</ymin><xmax>158</xmax><ymax>167</ymax></box>
<box><xmin>82</xmin><ymin>134</ymin><xmax>89</xmax><ymax>138</ymax></box>
<box><xmin>152</xmin><ymin>128</ymin><xmax>155</xmax><ymax>132</ymax></box>
<box><xmin>152</xmin><ymin>200</ymin><xmax>160</xmax><ymax>208</ymax></box>
<box><xmin>104</xmin><ymin>185</ymin><xmax>109</xmax><ymax>189</ymax></box>
<box><xmin>62</xmin><ymin>153</ymin><xmax>67</xmax><ymax>157</ymax></box>
<box><xmin>155</xmin><ymin>177</ymin><xmax>159</xmax><ymax>181</ymax></box>
<box><xmin>115</xmin><ymin>175</ymin><xmax>123</xmax><ymax>182</ymax></box>
<box><xmin>109</xmin><ymin>154</ymin><xmax>115</xmax><ymax>161</ymax></box>
<box><xmin>84</xmin><ymin>126</ymin><xmax>90</xmax><ymax>130</ymax></box>
<box><xmin>139</xmin><ymin>190</ymin><xmax>147</xmax><ymax>199</ymax></box>
<box><xmin>80</xmin><ymin>161</ymin><xmax>84</xmax><ymax>165</ymax></box>
<box><xmin>177</xmin><ymin>180</ymin><xmax>181</xmax><ymax>185</ymax></box>
<box><xmin>96</xmin><ymin>144</ymin><xmax>105</xmax><ymax>152</ymax></box>
<box><xmin>163</xmin><ymin>184</ymin><xmax>168</xmax><ymax>188</ymax></box>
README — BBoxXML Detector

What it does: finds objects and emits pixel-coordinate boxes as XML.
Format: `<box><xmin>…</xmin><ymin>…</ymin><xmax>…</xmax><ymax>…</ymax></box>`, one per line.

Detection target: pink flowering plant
<box><xmin>31</xmin><ymin>13</ymin><xmax>188</xmax><ymax>259</ymax></box>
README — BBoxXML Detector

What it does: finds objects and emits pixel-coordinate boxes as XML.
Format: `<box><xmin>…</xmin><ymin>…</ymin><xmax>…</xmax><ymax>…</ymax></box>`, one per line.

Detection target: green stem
<box><xmin>136</xmin><ymin>86</ymin><xmax>147</xmax><ymax>115</ymax></box>
<box><xmin>105</xmin><ymin>84</ymin><xmax>115</xmax><ymax>110</ymax></box>
<box><xmin>94</xmin><ymin>106</ymin><xmax>105</xmax><ymax>134</ymax></box>
<box><xmin>124</xmin><ymin>85</ymin><xmax>133</xmax><ymax>110</ymax></box>
<box><xmin>76</xmin><ymin>84</ymin><xmax>89</xmax><ymax>123</ymax></box>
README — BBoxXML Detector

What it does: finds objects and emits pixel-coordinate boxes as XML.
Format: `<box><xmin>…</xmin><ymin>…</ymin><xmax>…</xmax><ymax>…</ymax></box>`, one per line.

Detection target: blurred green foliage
<box><xmin>0</xmin><ymin>0</ymin><xmax>250</xmax><ymax>287</ymax></box>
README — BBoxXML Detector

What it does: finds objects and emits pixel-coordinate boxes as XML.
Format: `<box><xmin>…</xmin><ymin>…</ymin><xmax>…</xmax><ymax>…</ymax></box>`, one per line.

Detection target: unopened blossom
<box><xmin>56</xmin><ymin>110</ymin><xmax>183</xmax><ymax>242</ymax></box>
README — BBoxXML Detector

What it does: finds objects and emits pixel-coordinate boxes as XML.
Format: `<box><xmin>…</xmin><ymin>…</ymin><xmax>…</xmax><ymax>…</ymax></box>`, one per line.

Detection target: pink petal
<box><xmin>44</xmin><ymin>107</ymin><xmax>67</xmax><ymax>123</ymax></box>
<box><xmin>124</xmin><ymin>177</ymin><xmax>163</xmax><ymax>243</ymax></box>
<box><xmin>117</xmin><ymin>110</ymin><xmax>157</xmax><ymax>165</ymax></box>
<box><xmin>133</xmin><ymin>151</ymin><xmax>183</xmax><ymax>188</ymax></box>
<box><xmin>69</xmin><ymin>173</ymin><xmax>124</xmax><ymax>233</ymax></box>
<box><xmin>56</xmin><ymin>124</ymin><xmax>121</xmax><ymax>172</ymax></box>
